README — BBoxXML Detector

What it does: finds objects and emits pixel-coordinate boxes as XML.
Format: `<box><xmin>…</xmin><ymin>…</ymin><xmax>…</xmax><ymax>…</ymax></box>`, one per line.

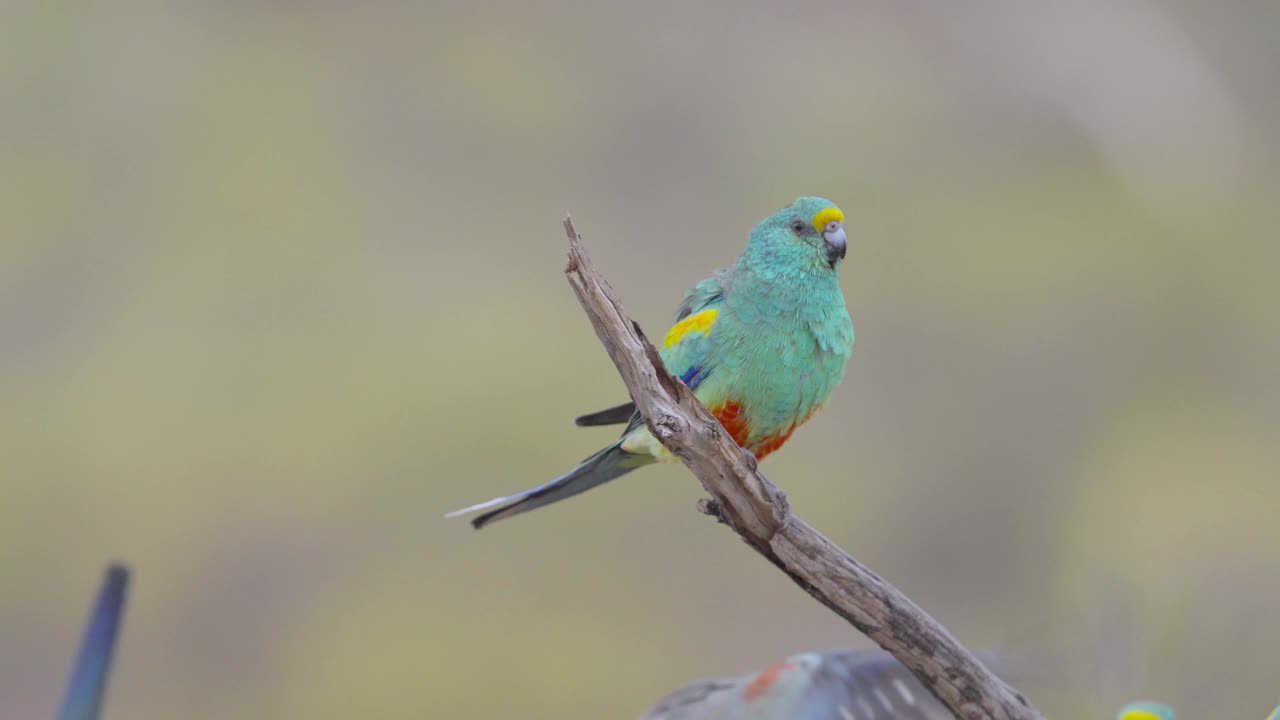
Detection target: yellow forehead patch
<box><xmin>1120</xmin><ymin>712</ymin><xmax>1165</xmax><ymax>720</ymax></box>
<box><xmin>812</xmin><ymin>207</ymin><xmax>844</xmax><ymax>230</ymax></box>
<box><xmin>664</xmin><ymin>309</ymin><xmax>717</xmax><ymax>349</ymax></box>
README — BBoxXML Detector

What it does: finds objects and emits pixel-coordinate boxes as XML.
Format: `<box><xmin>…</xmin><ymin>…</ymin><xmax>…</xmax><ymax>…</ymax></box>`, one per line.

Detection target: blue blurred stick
<box><xmin>56</xmin><ymin>564</ymin><xmax>130</xmax><ymax>720</ymax></box>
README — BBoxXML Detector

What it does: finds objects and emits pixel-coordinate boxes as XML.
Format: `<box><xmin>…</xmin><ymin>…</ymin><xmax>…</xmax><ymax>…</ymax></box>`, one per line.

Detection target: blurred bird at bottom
<box><xmin>56</xmin><ymin>564</ymin><xmax>130</xmax><ymax>720</ymax></box>
<box><xmin>1116</xmin><ymin>701</ymin><xmax>1175</xmax><ymax>720</ymax></box>
<box><xmin>644</xmin><ymin>651</ymin><xmax>1280</xmax><ymax>719</ymax></box>
<box><xmin>641</xmin><ymin>650</ymin><xmax>955</xmax><ymax>720</ymax></box>
<box><xmin>1116</xmin><ymin>697</ymin><xmax>1280</xmax><ymax>719</ymax></box>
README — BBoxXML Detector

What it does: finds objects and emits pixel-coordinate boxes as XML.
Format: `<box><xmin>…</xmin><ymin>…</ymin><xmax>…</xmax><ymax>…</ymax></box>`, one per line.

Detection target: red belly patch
<box><xmin>709</xmin><ymin>401</ymin><xmax>809</xmax><ymax>461</ymax></box>
<box><xmin>709</xmin><ymin>402</ymin><xmax>751</xmax><ymax>448</ymax></box>
<box><xmin>753</xmin><ymin>427</ymin><xmax>796</xmax><ymax>460</ymax></box>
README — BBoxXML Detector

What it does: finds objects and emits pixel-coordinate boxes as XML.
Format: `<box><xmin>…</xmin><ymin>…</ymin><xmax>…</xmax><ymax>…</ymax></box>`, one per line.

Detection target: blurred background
<box><xmin>2</xmin><ymin>1</ymin><xmax>1276</xmax><ymax>718</ymax></box>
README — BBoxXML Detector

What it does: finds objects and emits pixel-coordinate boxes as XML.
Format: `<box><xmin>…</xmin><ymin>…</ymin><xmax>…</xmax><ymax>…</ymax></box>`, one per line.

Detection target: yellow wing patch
<box><xmin>1120</xmin><ymin>713</ymin><xmax>1166</xmax><ymax>720</ymax></box>
<box><xmin>664</xmin><ymin>309</ymin><xmax>717</xmax><ymax>349</ymax></box>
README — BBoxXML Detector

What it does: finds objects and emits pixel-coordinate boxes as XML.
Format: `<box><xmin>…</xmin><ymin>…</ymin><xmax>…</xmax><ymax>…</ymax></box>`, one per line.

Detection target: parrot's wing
<box><xmin>574</xmin><ymin>271</ymin><xmax>730</xmax><ymax>429</ymax></box>
<box><xmin>673</xmin><ymin>269</ymin><xmax>729</xmax><ymax>323</ymax></box>
<box><xmin>57</xmin><ymin>564</ymin><xmax>130</xmax><ymax>720</ymax></box>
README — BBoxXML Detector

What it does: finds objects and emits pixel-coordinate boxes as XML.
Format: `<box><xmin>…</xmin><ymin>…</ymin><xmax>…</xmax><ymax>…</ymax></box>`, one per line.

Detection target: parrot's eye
<box><xmin>789</xmin><ymin>219</ymin><xmax>806</xmax><ymax>233</ymax></box>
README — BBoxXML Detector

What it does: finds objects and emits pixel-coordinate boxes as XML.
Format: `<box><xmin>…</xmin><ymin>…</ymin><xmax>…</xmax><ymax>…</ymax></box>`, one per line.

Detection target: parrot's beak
<box><xmin>823</xmin><ymin>223</ymin><xmax>847</xmax><ymax>267</ymax></box>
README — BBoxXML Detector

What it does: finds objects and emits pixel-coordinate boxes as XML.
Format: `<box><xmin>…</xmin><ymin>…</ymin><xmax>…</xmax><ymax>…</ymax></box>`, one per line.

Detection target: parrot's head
<box><xmin>748</xmin><ymin>196</ymin><xmax>847</xmax><ymax>273</ymax></box>
<box><xmin>1117</xmin><ymin>701</ymin><xmax>1176</xmax><ymax>720</ymax></box>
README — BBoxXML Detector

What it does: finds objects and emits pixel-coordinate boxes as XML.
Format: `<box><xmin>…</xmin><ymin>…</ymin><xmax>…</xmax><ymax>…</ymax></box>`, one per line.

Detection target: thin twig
<box><xmin>562</xmin><ymin>214</ymin><xmax>1043</xmax><ymax>720</ymax></box>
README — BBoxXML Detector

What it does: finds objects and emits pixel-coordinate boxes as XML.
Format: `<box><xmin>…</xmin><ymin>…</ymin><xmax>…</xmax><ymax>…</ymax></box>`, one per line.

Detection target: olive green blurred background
<box><xmin>2</xmin><ymin>2</ymin><xmax>1277</xmax><ymax>718</ymax></box>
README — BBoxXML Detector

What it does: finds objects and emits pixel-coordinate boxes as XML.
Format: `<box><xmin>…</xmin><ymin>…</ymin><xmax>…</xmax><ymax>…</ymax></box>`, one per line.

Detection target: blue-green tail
<box><xmin>447</xmin><ymin>442</ymin><xmax>649</xmax><ymax>529</ymax></box>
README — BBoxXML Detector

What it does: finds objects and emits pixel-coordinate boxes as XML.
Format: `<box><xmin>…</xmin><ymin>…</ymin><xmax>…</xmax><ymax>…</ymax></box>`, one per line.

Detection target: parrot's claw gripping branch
<box><xmin>561</xmin><ymin>214</ymin><xmax>1045</xmax><ymax>720</ymax></box>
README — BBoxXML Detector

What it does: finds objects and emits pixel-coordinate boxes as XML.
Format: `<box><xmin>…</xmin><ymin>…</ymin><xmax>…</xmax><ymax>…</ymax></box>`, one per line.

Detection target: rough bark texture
<box><xmin>562</xmin><ymin>215</ymin><xmax>1044</xmax><ymax>720</ymax></box>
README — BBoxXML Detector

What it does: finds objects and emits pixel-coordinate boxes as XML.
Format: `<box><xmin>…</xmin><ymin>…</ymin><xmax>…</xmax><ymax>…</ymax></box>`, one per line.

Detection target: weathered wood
<box><xmin>562</xmin><ymin>215</ymin><xmax>1044</xmax><ymax>720</ymax></box>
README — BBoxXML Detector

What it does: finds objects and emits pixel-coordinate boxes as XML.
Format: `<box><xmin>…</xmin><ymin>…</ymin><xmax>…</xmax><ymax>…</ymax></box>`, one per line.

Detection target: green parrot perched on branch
<box><xmin>448</xmin><ymin>197</ymin><xmax>855</xmax><ymax>528</ymax></box>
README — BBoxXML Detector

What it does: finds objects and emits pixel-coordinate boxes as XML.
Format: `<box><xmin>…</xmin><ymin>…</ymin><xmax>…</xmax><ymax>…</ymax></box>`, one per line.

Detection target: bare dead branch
<box><xmin>562</xmin><ymin>214</ymin><xmax>1044</xmax><ymax>720</ymax></box>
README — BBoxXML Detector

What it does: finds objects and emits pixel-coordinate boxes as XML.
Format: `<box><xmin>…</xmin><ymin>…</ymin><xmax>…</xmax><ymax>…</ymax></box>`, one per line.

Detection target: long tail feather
<box><xmin>573</xmin><ymin>401</ymin><xmax>637</xmax><ymax>427</ymax></box>
<box><xmin>446</xmin><ymin>442</ymin><xmax>648</xmax><ymax>529</ymax></box>
<box><xmin>57</xmin><ymin>564</ymin><xmax>129</xmax><ymax>720</ymax></box>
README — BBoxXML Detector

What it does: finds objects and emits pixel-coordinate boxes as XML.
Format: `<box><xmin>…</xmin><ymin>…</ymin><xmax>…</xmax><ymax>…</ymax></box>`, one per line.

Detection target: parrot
<box><xmin>641</xmin><ymin>649</ymin><xmax>967</xmax><ymax>720</ymax></box>
<box><xmin>448</xmin><ymin>197</ymin><xmax>854</xmax><ymax>529</ymax></box>
<box><xmin>1116</xmin><ymin>702</ymin><xmax>1175</xmax><ymax>720</ymax></box>
<box><xmin>645</xmin><ymin>652</ymin><xmax>1262</xmax><ymax>720</ymax></box>
<box><xmin>56</xmin><ymin>564</ymin><xmax>130</xmax><ymax>720</ymax></box>
<box><xmin>1117</xmin><ymin>700</ymin><xmax>1280</xmax><ymax>719</ymax></box>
